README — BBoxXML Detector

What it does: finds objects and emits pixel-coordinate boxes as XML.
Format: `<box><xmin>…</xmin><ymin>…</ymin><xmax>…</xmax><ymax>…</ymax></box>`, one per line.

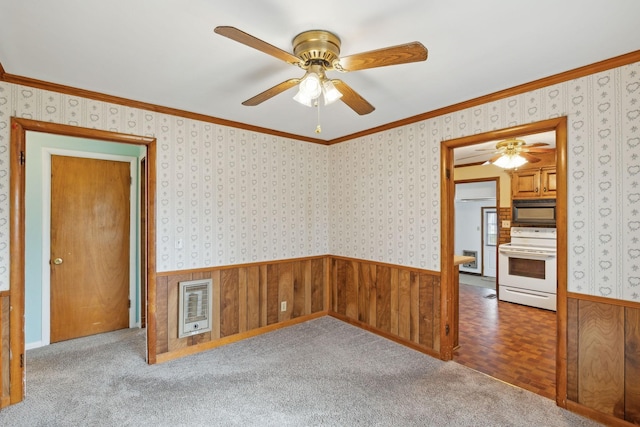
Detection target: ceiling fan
<box><xmin>459</xmin><ymin>139</ymin><xmax>554</xmax><ymax>169</ymax></box>
<box><xmin>213</xmin><ymin>26</ymin><xmax>428</xmax><ymax>116</ymax></box>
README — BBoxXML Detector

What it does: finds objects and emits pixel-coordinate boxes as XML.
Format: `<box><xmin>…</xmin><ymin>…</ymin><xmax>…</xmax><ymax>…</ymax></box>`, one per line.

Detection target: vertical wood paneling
<box><xmin>246</xmin><ymin>266</ymin><xmax>261</xmax><ymax>330</ymax></box>
<box><xmin>292</xmin><ymin>261</ymin><xmax>305</xmax><ymax>318</ymax></box>
<box><xmin>310</xmin><ymin>258</ymin><xmax>324</xmax><ymax>313</ymax></box>
<box><xmin>220</xmin><ymin>269</ymin><xmax>239</xmax><ymax>337</ymax></box>
<box><xmin>1</xmin><ymin>296</ymin><xmax>9</xmax><ymax>403</ymax></box>
<box><xmin>397</xmin><ymin>270</ymin><xmax>411</xmax><ymax>340</ymax></box>
<box><xmin>151</xmin><ymin>258</ymin><xmax>326</xmax><ymax>363</ymax></box>
<box><xmin>578</xmin><ymin>300</ymin><xmax>625</xmax><ymax>417</ymax></box>
<box><xmin>567</xmin><ymin>297</ymin><xmax>579</xmax><ymax>402</ymax></box>
<box><xmin>167</xmin><ymin>274</ymin><xmax>190</xmax><ymax>351</ymax></box>
<box><xmin>410</xmin><ymin>272</ymin><xmax>419</xmax><ymax>343</ymax></box>
<box><xmin>368</xmin><ymin>265</ymin><xmax>377</xmax><ymax>327</ymax></box>
<box><xmin>390</xmin><ymin>268</ymin><xmax>399</xmax><ymax>335</ymax></box>
<box><xmin>266</xmin><ymin>264</ymin><xmax>279</xmax><ymax>325</ymax></box>
<box><xmin>259</xmin><ymin>265</ymin><xmax>268</xmax><ymax>327</ymax></box>
<box><xmin>418</xmin><ymin>274</ymin><xmax>434</xmax><ymax>348</ymax></box>
<box><xmin>345</xmin><ymin>261</ymin><xmax>358</xmax><ymax>319</ymax></box>
<box><xmin>238</xmin><ymin>268</ymin><xmax>248</xmax><ymax>333</ymax></box>
<box><xmin>432</xmin><ymin>276</ymin><xmax>441</xmax><ymax>353</ymax></box>
<box><xmin>304</xmin><ymin>260</ymin><xmax>312</xmax><ymax>315</ymax></box>
<box><xmin>360</xmin><ymin>262</ymin><xmax>377</xmax><ymax>326</ymax></box>
<box><xmin>625</xmin><ymin>307</ymin><xmax>640</xmax><ymax>424</ymax></box>
<box><xmin>212</xmin><ymin>270</ymin><xmax>221</xmax><ymax>340</ymax></box>
<box><xmin>329</xmin><ymin>258</ymin><xmax>442</xmax><ymax>354</ymax></box>
<box><xmin>155</xmin><ymin>276</ymin><xmax>169</xmax><ymax>354</ymax></box>
<box><xmin>376</xmin><ymin>265</ymin><xmax>391</xmax><ymax>332</ymax></box>
<box><xmin>358</xmin><ymin>262</ymin><xmax>371</xmax><ymax>324</ymax></box>
<box><xmin>331</xmin><ymin>259</ymin><xmax>338</xmax><ymax>313</ymax></box>
<box><xmin>278</xmin><ymin>262</ymin><xmax>294</xmax><ymax>322</ymax></box>
<box><xmin>335</xmin><ymin>259</ymin><xmax>347</xmax><ymax>315</ymax></box>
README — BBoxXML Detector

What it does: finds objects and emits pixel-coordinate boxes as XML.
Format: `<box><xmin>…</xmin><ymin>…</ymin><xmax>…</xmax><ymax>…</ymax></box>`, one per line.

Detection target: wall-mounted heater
<box><xmin>178</xmin><ymin>279</ymin><xmax>213</xmax><ymax>338</ymax></box>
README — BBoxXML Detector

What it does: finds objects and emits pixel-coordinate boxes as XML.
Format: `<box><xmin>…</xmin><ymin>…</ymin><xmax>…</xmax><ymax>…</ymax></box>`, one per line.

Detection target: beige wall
<box><xmin>454</xmin><ymin>164</ymin><xmax>511</xmax><ymax>208</ymax></box>
<box><xmin>329</xmin><ymin>60</ymin><xmax>640</xmax><ymax>301</ymax></box>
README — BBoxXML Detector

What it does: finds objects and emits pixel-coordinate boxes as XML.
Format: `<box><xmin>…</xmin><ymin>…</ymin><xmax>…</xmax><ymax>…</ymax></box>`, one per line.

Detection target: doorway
<box><xmin>482</xmin><ymin>207</ymin><xmax>498</xmax><ymax>278</ymax></box>
<box><xmin>9</xmin><ymin>118</ymin><xmax>158</xmax><ymax>405</ymax></box>
<box><xmin>440</xmin><ymin>117</ymin><xmax>568</xmax><ymax>406</ymax></box>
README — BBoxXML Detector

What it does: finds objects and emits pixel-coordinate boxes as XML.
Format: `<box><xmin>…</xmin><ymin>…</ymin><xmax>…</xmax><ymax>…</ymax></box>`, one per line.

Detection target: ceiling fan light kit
<box><xmin>213</xmin><ymin>26</ymin><xmax>428</xmax><ymax>132</ymax></box>
<box><xmin>292</xmin><ymin>63</ymin><xmax>343</xmax><ymax>107</ymax></box>
<box><xmin>457</xmin><ymin>138</ymin><xmax>554</xmax><ymax>169</ymax></box>
<box><xmin>491</xmin><ymin>153</ymin><xmax>528</xmax><ymax>169</ymax></box>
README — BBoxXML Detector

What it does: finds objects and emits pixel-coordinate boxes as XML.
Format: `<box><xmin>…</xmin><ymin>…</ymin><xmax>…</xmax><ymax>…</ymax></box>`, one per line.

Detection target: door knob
<box><xmin>53</xmin><ymin>258</ymin><xmax>63</xmax><ymax>265</ymax></box>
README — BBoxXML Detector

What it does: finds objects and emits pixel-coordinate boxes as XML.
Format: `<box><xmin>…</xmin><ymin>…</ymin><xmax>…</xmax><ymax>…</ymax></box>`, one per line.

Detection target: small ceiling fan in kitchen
<box><xmin>458</xmin><ymin>138</ymin><xmax>554</xmax><ymax>169</ymax></box>
<box><xmin>213</xmin><ymin>26</ymin><xmax>428</xmax><ymax>131</ymax></box>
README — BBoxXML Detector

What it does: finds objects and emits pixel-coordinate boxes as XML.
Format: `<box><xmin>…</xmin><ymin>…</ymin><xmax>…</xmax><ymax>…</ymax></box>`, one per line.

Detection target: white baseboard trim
<box><xmin>26</xmin><ymin>340</ymin><xmax>46</xmax><ymax>350</ymax></box>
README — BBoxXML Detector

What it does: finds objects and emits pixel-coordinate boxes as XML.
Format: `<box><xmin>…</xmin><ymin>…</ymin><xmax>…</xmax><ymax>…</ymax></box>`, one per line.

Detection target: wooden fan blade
<box><xmin>527</xmin><ymin>142</ymin><xmax>549</xmax><ymax>147</ymax></box>
<box><xmin>214</xmin><ymin>26</ymin><xmax>302</xmax><ymax>66</ymax></box>
<box><xmin>332</xmin><ymin>80</ymin><xmax>375</xmax><ymax>115</ymax></box>
<box><xmin>457</xmin><ymin>152</ymin><xmax>496</xmax><ymax>161</ymax></box>
<box><xmin>242</xmin><ymin>79</ymin><xmax>301</xmax><ymax>106</ymax></box>
<box><xmin>520</xmin><ymin>152</ymin><xmax>541</xmax><ymax>163</ymax></box>
<box><xmin>336</xmin><ymin>42</ymin><xmax>428</xmax><ymax>72</ymax></box>
<box><xmin>524</xmin><ymin>147</ymin><xmax>554</xmax><ymax>153</ymax></box>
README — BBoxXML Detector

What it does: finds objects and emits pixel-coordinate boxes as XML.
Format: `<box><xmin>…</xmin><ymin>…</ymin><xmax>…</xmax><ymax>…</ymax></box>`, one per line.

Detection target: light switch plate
<box><xmin>502</xmin><ymin>220</ymin><xmax>511</xmax><ymax>228</ymax></box>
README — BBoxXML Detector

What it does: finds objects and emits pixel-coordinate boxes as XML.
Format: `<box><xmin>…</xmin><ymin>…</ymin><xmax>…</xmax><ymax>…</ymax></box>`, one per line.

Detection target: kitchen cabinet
<box><xmin>511</xmin><ymin>167</ymin><xmax>556</xmax><ymax>199</ymax></box>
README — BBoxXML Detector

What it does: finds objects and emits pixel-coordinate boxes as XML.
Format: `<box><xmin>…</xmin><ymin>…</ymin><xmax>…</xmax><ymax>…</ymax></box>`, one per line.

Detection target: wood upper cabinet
<box><xmin>511</xmin><ymin>167</ymin><xmax>556</xmax><ymax>199</ymax></box>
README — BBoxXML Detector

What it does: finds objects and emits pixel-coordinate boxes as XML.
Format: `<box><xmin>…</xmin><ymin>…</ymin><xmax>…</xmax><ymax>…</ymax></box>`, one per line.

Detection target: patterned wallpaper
<box><xmin>1</xmin><ymin>59</ymin><xmax>639</xmax><ymax>301</ymax></box>
<box><xmin>329</xmin><ymin>61</ymin><xmax>640</xmax><ymax>301</ymax></box>
<box><xmin>0</xmin><ymin>82</ymin><xmax>330</xmax><ymax>291</ymax></box>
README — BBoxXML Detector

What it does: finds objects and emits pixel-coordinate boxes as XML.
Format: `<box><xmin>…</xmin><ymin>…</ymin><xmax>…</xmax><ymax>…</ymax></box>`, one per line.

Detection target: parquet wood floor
<box><xmin>453</xmin><ymin>283</ymin><xmax>557</xmax><ymax>400</ymax></box>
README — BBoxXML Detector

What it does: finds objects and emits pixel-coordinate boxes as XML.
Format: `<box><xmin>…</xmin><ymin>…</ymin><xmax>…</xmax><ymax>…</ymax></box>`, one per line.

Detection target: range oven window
<box><xmin>508</xmin><ymin>257</ymin><xmax>546</xmax><ymax>280</ymax></box>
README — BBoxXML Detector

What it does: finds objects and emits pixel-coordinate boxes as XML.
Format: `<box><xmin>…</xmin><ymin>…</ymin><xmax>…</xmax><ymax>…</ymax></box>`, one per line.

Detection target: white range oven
<box><xmin>498</xmin><ymin>227</ymin><xmax>557</xmax><ymax>311</ymax></box>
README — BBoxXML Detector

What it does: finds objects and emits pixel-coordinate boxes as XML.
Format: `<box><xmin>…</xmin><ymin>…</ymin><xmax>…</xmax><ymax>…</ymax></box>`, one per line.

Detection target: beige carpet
<box><xmin>0</xmin><ymin>317</ymin><xmax>600</xmax><ymax>426</ymax></box>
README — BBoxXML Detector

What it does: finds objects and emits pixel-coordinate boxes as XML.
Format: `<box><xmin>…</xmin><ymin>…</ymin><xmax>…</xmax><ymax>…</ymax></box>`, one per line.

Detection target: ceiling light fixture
<box><xmin>490</xmin><ymin>153</ymin><xmax>528</xmax><ymax>169</ymax></box>
<box><xmin>483</xmin><ymin>138</ymin><xmax>529</xmax><ymax>169</ymax></box>
<box><xmin>293</xmin><ymin>64</ymin><xmax>343</xmax><ymax>107</ymax></box>
<box><xmin>293</xmin><ymin>63</ymin><xmax>343</xmax><ymax>133</ymax></box>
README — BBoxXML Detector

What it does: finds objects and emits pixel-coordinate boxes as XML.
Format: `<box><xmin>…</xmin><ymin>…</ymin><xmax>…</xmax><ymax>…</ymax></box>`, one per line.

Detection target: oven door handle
<box><xmin>499</xmin><ymin>248</ymin><xmax>556</xmax><ymax>259</ymax></box>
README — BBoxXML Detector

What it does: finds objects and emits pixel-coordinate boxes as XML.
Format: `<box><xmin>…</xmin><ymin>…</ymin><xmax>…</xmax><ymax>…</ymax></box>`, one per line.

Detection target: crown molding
<box><xmin>2</xmin><ymin>49</ymin><xmax>639</xmax><ymax>146</ymax></box>
<box><xmin>0</xmin><ymin>69</ymin><xmax>329</xmax><ymax>145</ymax></box>
<box><xmin>329</xmin><ymin>49</ymin><xmax>640</xmax><ymax>144</ymax></box>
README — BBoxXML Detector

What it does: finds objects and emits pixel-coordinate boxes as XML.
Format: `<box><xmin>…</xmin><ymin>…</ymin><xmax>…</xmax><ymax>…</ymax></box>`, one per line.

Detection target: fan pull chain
<box><xmin>315</xmin><ymin>100</ymin><xmax>321</xmax><ymax>134</ymax></box>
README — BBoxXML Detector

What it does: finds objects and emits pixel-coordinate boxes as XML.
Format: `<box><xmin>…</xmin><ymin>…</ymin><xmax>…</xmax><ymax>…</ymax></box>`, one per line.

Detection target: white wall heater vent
<box><xmin>178</xmin><ymin>279</ymin><xmax>213</xmax><ymax>338</ymax></box>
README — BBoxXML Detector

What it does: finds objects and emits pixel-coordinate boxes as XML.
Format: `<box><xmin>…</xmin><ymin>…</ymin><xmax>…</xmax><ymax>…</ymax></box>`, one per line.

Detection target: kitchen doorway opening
<box><xmin>440</xmin><ymin>117</ymin><xmax>568</xmax><ymax>406</ymax></box>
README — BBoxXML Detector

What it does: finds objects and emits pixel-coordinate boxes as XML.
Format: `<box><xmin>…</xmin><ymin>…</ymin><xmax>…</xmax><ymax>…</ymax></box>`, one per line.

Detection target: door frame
<box><xmin>440</xmin><ymin>116</ymin><xmax>568</xmax><ymax>406</ymax></box>
<box><xmin>9</xmin><ymin>118</ymin><xmax>158</xmax><ymax>404</ymax></box>
<box><xmin>42</xmin><ymin>149</ymin><xmax>139</xmax><ymax>346</ymax></box>
<box><xmin>481</xmin><ymin>206</ymin><xmax>498</xmax><ymax>278</ymax></box>
<box><xmin>453</xmin><ymin>178</ymin><xmax>499</xmax><ymax>276</ymax></box>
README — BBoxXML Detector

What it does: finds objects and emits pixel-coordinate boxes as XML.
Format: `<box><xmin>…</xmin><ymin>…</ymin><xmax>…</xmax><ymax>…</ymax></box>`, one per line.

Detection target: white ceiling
<box><xmin>1</xmin><ymin>0</ymin><xmax>639</xmax><ymax>142</ymax></box>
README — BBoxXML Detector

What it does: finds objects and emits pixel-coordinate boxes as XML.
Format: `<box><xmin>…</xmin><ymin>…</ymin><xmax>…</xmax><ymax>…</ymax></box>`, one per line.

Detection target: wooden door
<box><xmin>541</xmin><ymin>167</ymin><xmax>557</xmax><ymax>198</ymax></box>
<box><xmin>50</xmin><ymin>155</ymin><xmax>130</xmax><ymax>343</ymax></box>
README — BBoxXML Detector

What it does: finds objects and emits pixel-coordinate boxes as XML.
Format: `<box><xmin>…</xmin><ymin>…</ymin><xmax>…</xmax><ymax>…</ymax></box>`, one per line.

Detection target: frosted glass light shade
<box><xmin>493</xmin><ymin>154</ymin><xmax>528</xmax><ymax>169</ymax></box>
<box><xmin>322</xmin><ymin>80</ymin><xmax>343</xmax><ymax>105</ymax></box>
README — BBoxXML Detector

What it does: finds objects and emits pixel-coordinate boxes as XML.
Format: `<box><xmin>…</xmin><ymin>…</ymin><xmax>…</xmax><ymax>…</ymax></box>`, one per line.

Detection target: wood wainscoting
<box><xmin>329</xmin><ymin>256</ymin><xmax>442</xmax><ymax>358</ymax></box>
<box><xmin>154</xmin><ymin>256</ymin><xmax>328</xmax><ymax>363</ymax></box>
<box><xmin>0</xmin><ymin>292</ymin><xmax>9</xmax><ymax>407</ymax></box>
<box><xmin>566</xmin><ymin>293</ymin><xmax>640</xmax><ymax>426</ymax></box>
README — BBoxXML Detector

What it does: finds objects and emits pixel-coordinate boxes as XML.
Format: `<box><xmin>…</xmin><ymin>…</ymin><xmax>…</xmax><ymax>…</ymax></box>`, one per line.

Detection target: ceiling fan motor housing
<box><xmin>292</xmin><ymin>30</ymin><xmax>341</xmax><ymax>69</ymax></box>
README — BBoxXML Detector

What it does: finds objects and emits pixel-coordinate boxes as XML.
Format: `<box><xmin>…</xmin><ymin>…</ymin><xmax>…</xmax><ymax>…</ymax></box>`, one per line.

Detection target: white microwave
<box><xmin>512</xmin><ymin>198</ymin><xmax>556</xmax><ymax>226</ymax></box>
